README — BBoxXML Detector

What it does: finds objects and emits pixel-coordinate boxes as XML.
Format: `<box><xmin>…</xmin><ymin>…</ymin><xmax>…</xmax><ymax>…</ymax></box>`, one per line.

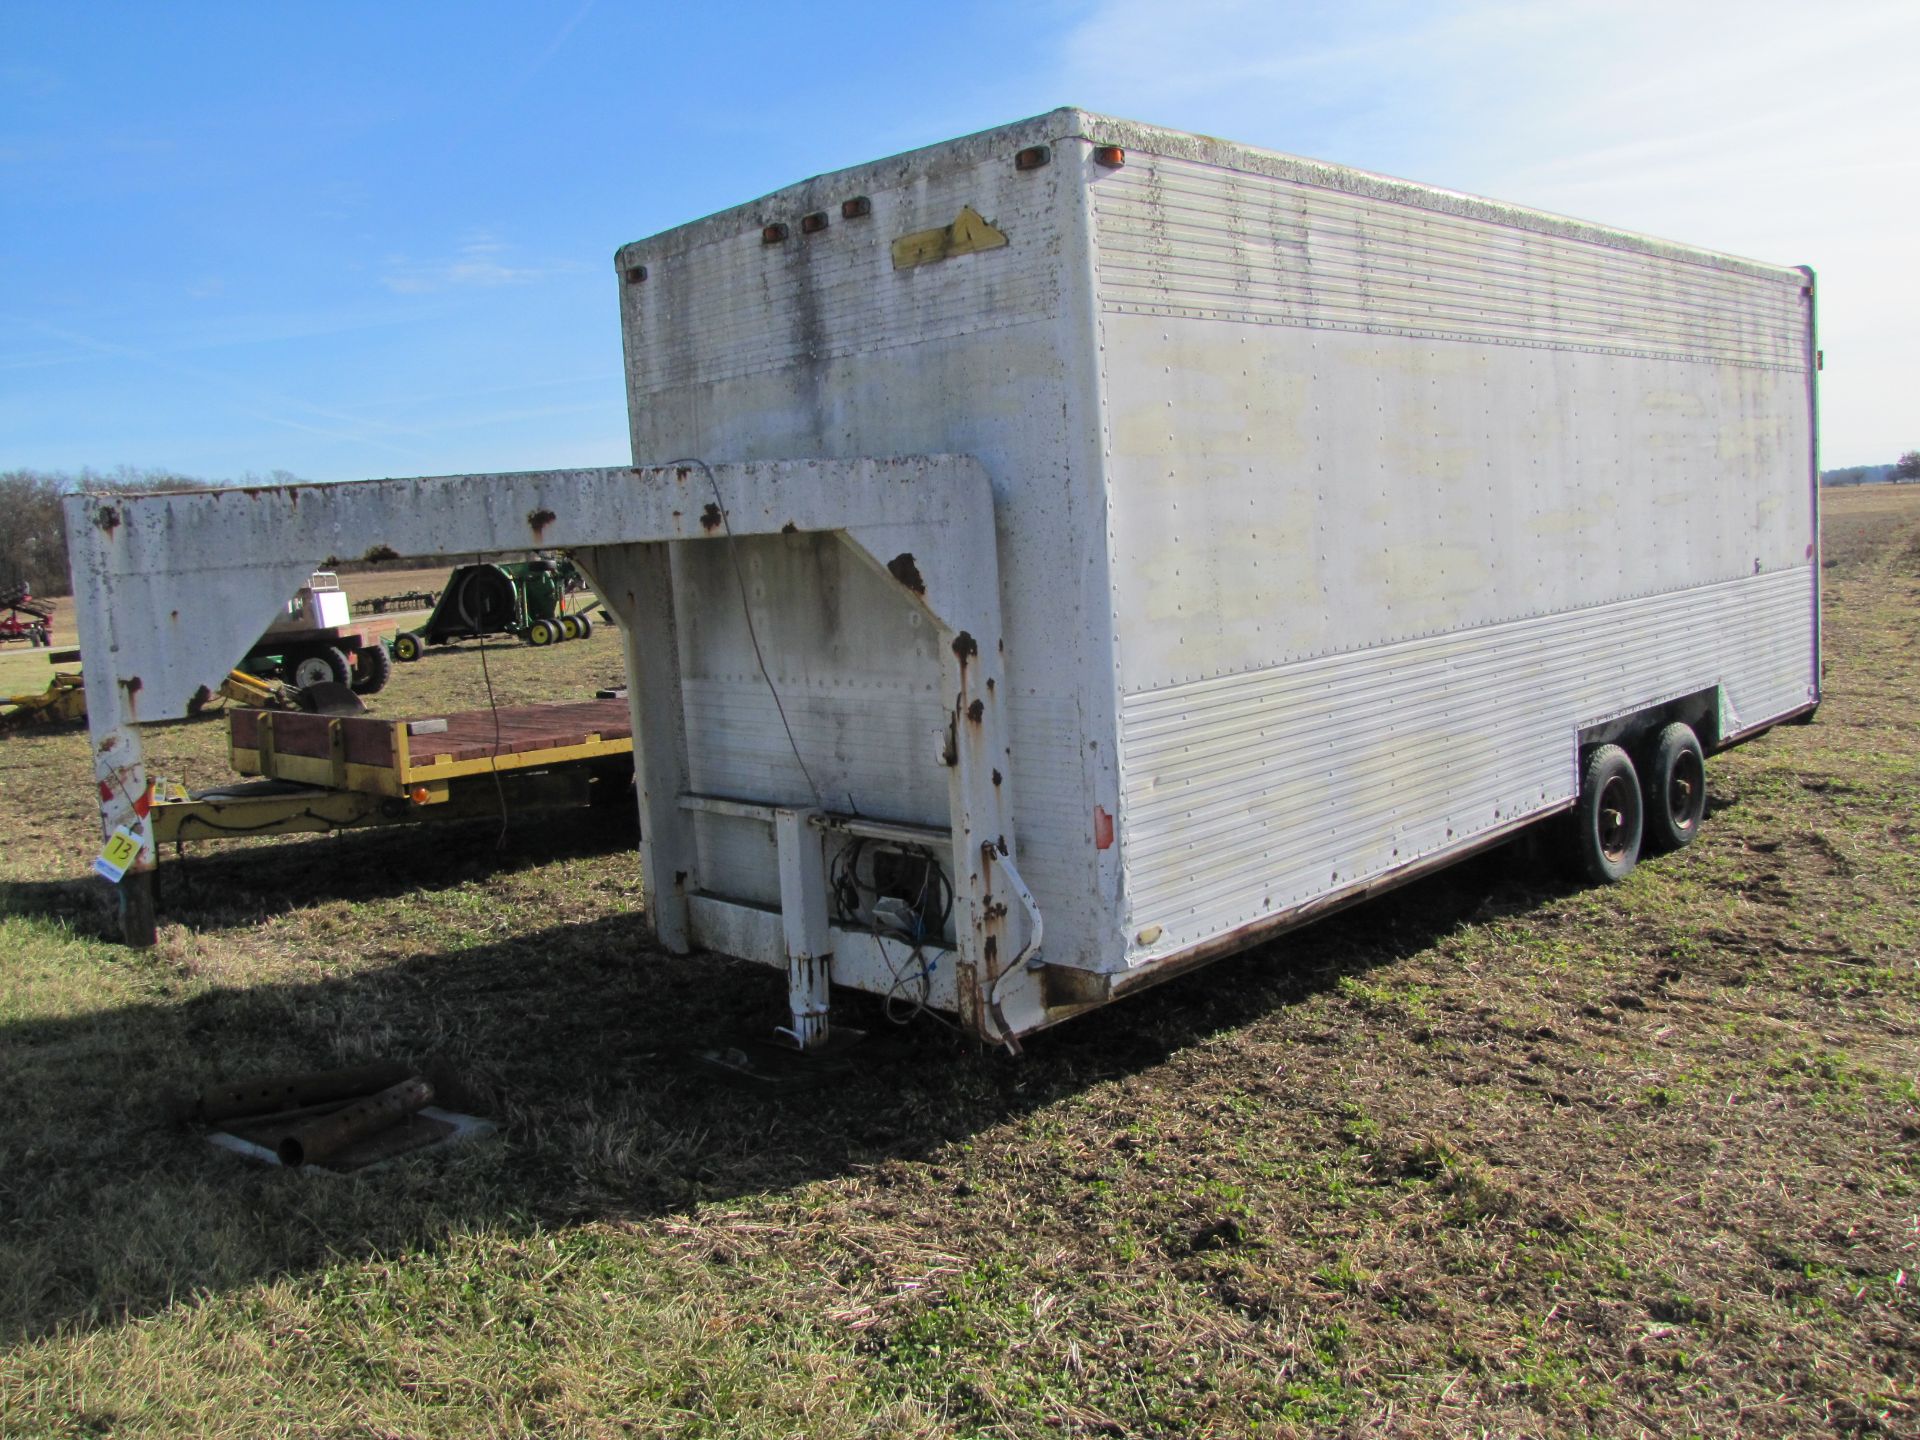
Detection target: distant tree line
<box><xmin>1821</xmin><ymin>452</ymin><xmax>1919</xmax><ymax>487</ymax></box>
<box><xmin>0</xmin><ymin>467</ymin><xmax>302</xmax><ymax>598</ymax></box>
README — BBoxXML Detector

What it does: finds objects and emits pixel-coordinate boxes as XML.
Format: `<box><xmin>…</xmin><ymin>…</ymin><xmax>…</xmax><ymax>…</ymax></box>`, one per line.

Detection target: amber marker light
<box><xmin>841</xmin><ymin>196</ymin><xmax>871</xmax><ymax>219</ymax></box>
<box><xmin>411</xmin><ymin>786</ymin><xmax>430</xmax><ymax>805</ymax></box>
<box><xmin>762</xmin><ymin>222</ymin><xmax>790</xmax><ymax>244</ymax></box>
<box><xmin>800</xmin><ymin>211</ymin><xmax>829</xmax><ymax>234</ymax></box>
<box><xmin>1093</xmin><ymin>145</ymin><xmax>1126</xmax><ymax>168</ymax></box>
<box><xmin>1014</xmin><ymin>144</ymin><xmax>1051</xmax><ymax>171</ymax></box>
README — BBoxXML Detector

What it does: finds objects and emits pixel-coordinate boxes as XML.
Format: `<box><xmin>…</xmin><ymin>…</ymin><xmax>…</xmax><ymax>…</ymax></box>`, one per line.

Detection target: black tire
<box><xmin>527</xmin><ymin>618</ymin><xmax>557</xmax><ymax>647</ymax></box>
<box><xmin>393</xmin><ymin>631</ymin><xmax>423</xmax><ymax>663</ymax></box>
<box><xmin>573</xmin><ymin>612</ymin><xmax>593</xmax><ymax>640</ymax></box>
<box><xmin>290</xmin><ymin>646</ymin><xmax>352</xmax><ymax>690</ymax></box>
<box><xmin>1643</xmin><ymin>722</ymin><xmax>1706</xmax><ymax>852</ymax></box>
<box><xmin>351</xmin><ymin>640</ymin><xmax>393</xmax><ymax>695</ymax></box>
<box><xmin>1569</xmin><ymin>743</ymin><xmax>1643</xmax><ymax>885</ymax></box>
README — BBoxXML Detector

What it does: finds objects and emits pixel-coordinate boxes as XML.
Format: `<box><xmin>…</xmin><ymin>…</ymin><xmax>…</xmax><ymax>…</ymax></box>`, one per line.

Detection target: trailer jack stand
<box><xmin>778</xmin><ymin>952</ymin><xmax>832</xmax><ymax>1051</ymax></box>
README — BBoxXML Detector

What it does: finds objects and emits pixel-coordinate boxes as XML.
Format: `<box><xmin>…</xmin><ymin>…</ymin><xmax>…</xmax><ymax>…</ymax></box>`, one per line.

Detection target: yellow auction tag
<box><xmin>93</xmin><ymin>825</ymin><xmax>143</xmax><ymax>883</ymax></box>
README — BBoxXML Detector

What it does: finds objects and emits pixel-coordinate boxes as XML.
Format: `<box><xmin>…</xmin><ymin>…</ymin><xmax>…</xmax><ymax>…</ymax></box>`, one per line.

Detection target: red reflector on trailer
<box><xmin>1093</xmin><ymin>805</ymin><xmax>1114</xmax><ymax>849</ymax></box>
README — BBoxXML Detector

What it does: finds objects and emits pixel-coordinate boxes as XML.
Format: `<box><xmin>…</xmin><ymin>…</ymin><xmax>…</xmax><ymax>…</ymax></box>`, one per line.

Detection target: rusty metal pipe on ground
<box><xmin>274</xmin><ymin>1076</ymin><xmax>435</xmax><ymax>1168</ymax></box>
<box><xmin>191</xmin><ymin>1061</ymin><xmax>413</xmax><ymax>1123</ymax></box>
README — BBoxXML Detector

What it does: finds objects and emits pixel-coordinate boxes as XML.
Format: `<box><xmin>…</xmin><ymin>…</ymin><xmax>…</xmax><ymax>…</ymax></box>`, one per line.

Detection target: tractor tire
<box><xmin>573</xmin><ymin>612</ymin><xmax>593</xmax><ymax>640</ymax></box>
<box><xmin>393</xmin><ymin>631</ymin><xmax>423</xmax><ymax>663</ymax></box>
<box><xmin>351</xmin><ymin>640</ymin><xmax>393</xmax><ymax>695</ymax></box>
<box><xmin>526</xmin><ymin>618</ymin><xmax>558</xmax><ymax>647</ymax></box>
<box><xmin>291</xmin><ymin>646</ymin><xmax>352</xmax><ymax>690</ymax></box>
<box><xmin>559</xmin><ymin>614</ymin><xmax>581</xmax><ymax>640</ymax></box>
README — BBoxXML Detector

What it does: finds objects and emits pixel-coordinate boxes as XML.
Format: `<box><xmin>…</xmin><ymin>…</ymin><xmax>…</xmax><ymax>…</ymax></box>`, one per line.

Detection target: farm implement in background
<box><xmin>0</xmin><ymin>669</ymin><xmax>86</xmax><ymax>731</ymax></box>
<box><xmin>391</xmin><ymin>558</ymin><xmax>591</xmax><ymax>662</ymax></box>
<box><xmin>239</xmin><ymin>572</ymin><xmax>393</xmax><ymax>695</ymax></box>
<box><xmin>2</xmin><ymin>572</ymin><xmax>383</xmax><ymax>737</ymax></box>
<box><xmin>1</xmin><ymin>581</ymin><xmax>56</xmax><ymax>647</ymax></box>
<box><xmin>0</xmin><ymin>662</ymin><xmax>363</xmax><ymax>737</ymax></box>
<box><xmin>358</xmin><ymin>586</ymin><xmax>439</xmax><ymax>615</ymax></box>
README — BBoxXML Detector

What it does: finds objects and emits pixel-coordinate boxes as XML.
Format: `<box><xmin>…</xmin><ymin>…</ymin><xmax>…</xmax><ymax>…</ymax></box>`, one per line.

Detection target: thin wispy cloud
<box><xmin>526</xmin><ymin>0</ymin><xmax>596</xmax><ymax>81</ymax></box>
<box><xmin>18</xmin><ymin>317</ymin><xmax>433</xmax><ymax>459</ymax></box>
<box><xmin>1051</xmin><ymin>0</ymin><xmax>1920</xmax><ymax>464</ymax></box>
<box><xmin>380</xmin><ymin>234</ymin><xmax>580</xmax><ymax>295</ymax></box>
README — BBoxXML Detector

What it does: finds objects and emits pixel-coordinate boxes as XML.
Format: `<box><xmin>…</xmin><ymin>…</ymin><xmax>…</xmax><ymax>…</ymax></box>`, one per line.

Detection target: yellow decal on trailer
<box><xmin>891</xmin><ymin>206</ymin><xmax>1007</xmax><ymax>271</ymax></box>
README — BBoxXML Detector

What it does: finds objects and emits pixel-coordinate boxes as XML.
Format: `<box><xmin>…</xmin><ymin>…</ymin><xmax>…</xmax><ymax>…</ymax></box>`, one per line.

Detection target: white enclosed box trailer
<box><xmin>70</xmin><ymin>110</ymin><xmax>1818</xmax><ymax>1049</ymax></box>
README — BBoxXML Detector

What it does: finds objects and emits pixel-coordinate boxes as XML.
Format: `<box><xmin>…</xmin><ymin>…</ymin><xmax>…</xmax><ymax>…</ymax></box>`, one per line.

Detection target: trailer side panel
<box><xmin>1092</xmin><ymin>148</ymin><xmax>1816</xmax><ymax>961</ymax></box>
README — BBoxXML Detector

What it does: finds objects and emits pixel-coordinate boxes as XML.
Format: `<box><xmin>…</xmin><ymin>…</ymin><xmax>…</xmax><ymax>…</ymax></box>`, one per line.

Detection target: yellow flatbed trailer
<box><xmin>150</xmin><ymin>698</ymin><xmax>634</xmax><ymax>845</ymax></box>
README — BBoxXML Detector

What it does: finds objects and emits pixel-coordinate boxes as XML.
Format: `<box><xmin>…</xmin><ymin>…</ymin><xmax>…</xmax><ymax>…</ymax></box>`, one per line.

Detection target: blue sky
<box><xmin>5</xmin><ymin>0</ymin><xmax>1914</xmax><ymax>477</ymax></box>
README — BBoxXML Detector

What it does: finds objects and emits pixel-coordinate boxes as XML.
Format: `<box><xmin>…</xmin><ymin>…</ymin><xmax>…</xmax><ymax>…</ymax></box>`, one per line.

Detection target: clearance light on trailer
<box><xmin>624</xmin><ymin>265</ymin><xmax>647</xmax><ymax>284</ymax></box>
<box><xmin>1015</xmin><ymin>144</ymin><xmax>1051</xmax><ymax>171</ymax></box>
<box><xmin>800</xmin><ymin>211</ymin><xmax>829</xmax><ymax>235</ymax></box>
<box><xmin>1093</xmin><ymin>145</ymin><xmax>1126</xmax><ymax>168</ymax></box>
<box><xmin>410</xmin><ymin>786</ymin><xmax>430</xmax><ymax>806</ymax></box>
<box><xmin>841</xmin><ymin>196</ymin><xmax>871</xmax><ymax>219</ymax></box>
<box><xmin>762</xmin><ymin>222</ymin><xmax>789</xmax><ymax>244</ymax></box>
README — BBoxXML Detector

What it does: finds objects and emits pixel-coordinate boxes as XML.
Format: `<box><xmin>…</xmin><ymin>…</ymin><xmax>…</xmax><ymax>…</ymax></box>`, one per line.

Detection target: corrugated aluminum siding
<box><xmin>1090</xmin><ymin>154</ymin><xmax>1804</xmax><ymax>370</ymax></box>
<box><xmin>1118</xmin><ymin>568</ymin><xmax>1813</xmax><ymax>952</ymax></box>
<box><xmin>1091</xmin><ymin>143</ymin><xmax>1814</xmax><ymax>964</ymax></box>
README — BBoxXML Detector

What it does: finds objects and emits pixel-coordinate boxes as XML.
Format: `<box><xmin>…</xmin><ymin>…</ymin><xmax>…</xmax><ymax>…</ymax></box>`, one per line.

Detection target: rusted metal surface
<box><xmin>65</xmin><ymin>453</ymin><xmax>1029</xmax><ymax>1045</ymax></box>
<box><xmin>191</xmin><ymin>1061</ymin><xmax>413</xmax><ymax>1123</ymax></box>
<box><xmin>885</xmin><ymin>552</ymin><xmax>926</xmax><ymax>595</ymax></box>
<box><xmin>274</xmin><ymin>1075</ymin><xmax>434</xmax><ymax>1168</ymax></box>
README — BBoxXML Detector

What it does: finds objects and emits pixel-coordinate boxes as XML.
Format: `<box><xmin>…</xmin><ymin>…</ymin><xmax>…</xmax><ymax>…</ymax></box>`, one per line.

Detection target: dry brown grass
<box><xmin>0</xmin><ymin>487</ymin><xmax>1915</xmax><ymax>1437</ymax></box>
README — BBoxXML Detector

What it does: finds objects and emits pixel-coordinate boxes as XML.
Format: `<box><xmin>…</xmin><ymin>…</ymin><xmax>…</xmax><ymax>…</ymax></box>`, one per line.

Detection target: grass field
<box><xmin>1</xmin><ymin>488</ymin><xmax>1916</xmax><ymax>1437</ymax></box>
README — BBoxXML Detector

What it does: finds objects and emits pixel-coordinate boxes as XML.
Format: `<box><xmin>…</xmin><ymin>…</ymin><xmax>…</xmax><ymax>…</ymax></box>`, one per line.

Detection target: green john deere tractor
<box><xmin>391</xmin><ymin>558</ymin><xmax>591</xmax><ymax>663</ymax></box>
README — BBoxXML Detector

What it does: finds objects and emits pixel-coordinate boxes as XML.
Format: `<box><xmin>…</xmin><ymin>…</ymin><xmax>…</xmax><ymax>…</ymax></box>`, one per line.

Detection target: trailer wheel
<box><xmin>291</xmin><ymin>646</ymin><xmax>352</xmax><ymax>690</ymax></box>
<box><xmin>351</xmin><ymin>641</ymin><xmax>393</xmax><ymax>695</ymax></box>
<box><xmin>1643</xmin><ymin>722</ymin><xmax>1706</xmax><ymax>852</ymax></box>
<box><xmin>527</xmin><ymin>618</ymin><xmax>558</xmax><ymax>646</ymax></box>
<box><xmin>1570</xmin><ymin>743</ymin><xmax>1643</xmax><ymax>884</ymax></box>
<box><xmin>393</xmin><ymin>632</ymin><xmax>423</xmax><ymax>663</ymax></box>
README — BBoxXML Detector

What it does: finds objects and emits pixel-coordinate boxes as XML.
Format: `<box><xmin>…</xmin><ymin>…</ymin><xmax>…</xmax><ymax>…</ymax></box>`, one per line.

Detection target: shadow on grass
<box><xmin>0</xmin><ymin>803</ymin><xmax>640</xmax><ymax>940</ymax></box>
<box><xmin>0</xmin><ymin>838</ymin><xmax>1573</xmax><ymax>1346</ymax></box>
